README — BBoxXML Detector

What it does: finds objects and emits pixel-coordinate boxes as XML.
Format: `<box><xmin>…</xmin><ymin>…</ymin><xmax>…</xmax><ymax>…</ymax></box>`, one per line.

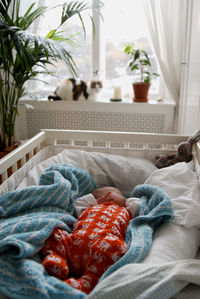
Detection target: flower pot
<box><xmin>0</xmin><ymin>143</ymin><xmax>18</xmax><ymax>162</ymax></box>
<box><xmin>132</xmin><ymin>82</ymin><xmax>150</xmax><ymax>102</ymax></box>
<box><xmin>3</xmin><ymin>143</ymin><xmax>18</xmax><ymax>153</ymax></box>
<box><xmin>0</xmin><ymin>152</ymin><xmax>7</xmax><ymax>159</ymax></box>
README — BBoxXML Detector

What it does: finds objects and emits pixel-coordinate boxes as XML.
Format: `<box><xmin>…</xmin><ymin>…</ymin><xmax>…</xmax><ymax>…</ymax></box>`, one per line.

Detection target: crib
<box><xmin>0</xmin><ymin>129</ymin><xmax>200</xmax><ymax>299</ymax></box>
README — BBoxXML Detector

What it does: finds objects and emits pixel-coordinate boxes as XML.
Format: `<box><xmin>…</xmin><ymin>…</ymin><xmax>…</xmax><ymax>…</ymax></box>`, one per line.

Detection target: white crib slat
<box><xmin>12</xmin><ymin>163</ymin><xmax>18</xmax><ymax>173</ymax></box>
<box><xmin>87</xmin><ymin>141</ymin><xmax>92</xmax><ymax>147</ymax></box>
<box><xmin>20</xmin><ymin>156</ymin><xmax>26</xmax><ymax>166</ymax></box>
<box><xmin>35</xmin><ymin>145</ymin><xmax>40</xmax><ymax>153</ymax></box>
<box><xmin>106</xmin><ymin>141</ymin><xmax>110</xmax><ymax>148</ymax></box>
<box><xmin>2</xmin><ymin>171</ymin><xmax>8</xmax><ymax>182</ymax></box>
<box><xmin>29</xmin><ymin>150</ymin><xmax>34</xmax><ymax>159</ymax></box>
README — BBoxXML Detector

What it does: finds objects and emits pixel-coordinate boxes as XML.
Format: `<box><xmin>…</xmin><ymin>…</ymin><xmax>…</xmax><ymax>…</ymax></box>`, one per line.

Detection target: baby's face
<box><xmin>92</xmin><ymin>187</ymin><xmax>126</xmax><ymax>207</ymax></box>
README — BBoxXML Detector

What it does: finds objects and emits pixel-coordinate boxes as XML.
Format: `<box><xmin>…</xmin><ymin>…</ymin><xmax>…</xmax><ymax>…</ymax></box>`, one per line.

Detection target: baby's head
<box><xmin>92</xmin><ymin>186</ymin><xmax>126</xmax><ymax>207</ymax></box>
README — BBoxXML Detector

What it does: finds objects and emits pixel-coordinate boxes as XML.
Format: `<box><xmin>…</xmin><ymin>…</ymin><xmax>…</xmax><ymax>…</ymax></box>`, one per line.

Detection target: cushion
<box><xmin>145</xmin><ymin>161</ymin><xmax>200</xmax><ymax>228</ymax></box>
<box><xmin>143</xmin><ymin>222</ymin><xmax>200</xmax><ymax>263</ymax></box>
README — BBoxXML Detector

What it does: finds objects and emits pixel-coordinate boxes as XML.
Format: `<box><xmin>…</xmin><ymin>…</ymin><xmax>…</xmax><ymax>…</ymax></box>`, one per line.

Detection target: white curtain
<box><xmin>143</xmin><ymin>0</ymin><xmax>187</xmax><ymax>106</ymax></box>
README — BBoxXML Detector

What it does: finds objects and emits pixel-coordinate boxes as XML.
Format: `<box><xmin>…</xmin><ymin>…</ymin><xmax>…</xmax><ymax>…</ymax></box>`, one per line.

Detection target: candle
<box><xmin>113</xmin><ymin>86</ymin><xmax>122</xmax><ymax>100</ymax></box>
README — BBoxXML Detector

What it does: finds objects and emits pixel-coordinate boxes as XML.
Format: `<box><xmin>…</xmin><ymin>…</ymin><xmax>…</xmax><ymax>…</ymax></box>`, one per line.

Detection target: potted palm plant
<box><xmin>124</xmin><ymin>42</ymin><xmax>159</xmax><ymax>102</ymax></box>
<box><xmin>0</xmin><ymin>0</ymin><xmax>102</xmax><ymax>152</ymax></box>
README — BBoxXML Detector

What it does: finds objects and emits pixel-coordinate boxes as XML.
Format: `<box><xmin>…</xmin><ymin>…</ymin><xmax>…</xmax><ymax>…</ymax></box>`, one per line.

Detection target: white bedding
<box><xmin>143</xmin><ymin>223</ymin><xmax>200</xmax><ymax>264</ymax></box>
<box><xmin>15</xmin><ymin>149</ymin><xmax>200</xmax><ymax>263</ymax></box>
<box><xmin>143</xmin><ymin>161</ymin><xmax>200</xmax><ymax>264</ymax></box>
<box><xmin>17</xmin><ymin>148</ymin><xmax>157</xmax><ymax>197</ymax></box>
<box><xmin>89</xmin><ymin>259</ymin><xmax>200</xmax><ymax>299</ymax></box>
<box><xmin>145</xmin><ymin>161</ymin><xmax>200</xmax><ymax>228</ymax></box>
<box><xmin>0</xmin><ymin>147</ymin><xmax>200</xmax><ymax>298</ymax></box>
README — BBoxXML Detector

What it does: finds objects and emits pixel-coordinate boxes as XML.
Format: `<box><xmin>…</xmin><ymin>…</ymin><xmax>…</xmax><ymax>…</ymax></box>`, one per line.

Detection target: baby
<box><xmin>41</xmin><ymin>187</ymin><xmax>141</xmax><ymax>294</ymax></box>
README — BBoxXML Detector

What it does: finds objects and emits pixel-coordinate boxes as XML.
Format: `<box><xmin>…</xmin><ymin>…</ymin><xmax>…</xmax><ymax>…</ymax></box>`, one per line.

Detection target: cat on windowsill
<box><xmin>48</xmin><ymin>78</ymin><xmax>103</xmax><ymax>101</ymax></box>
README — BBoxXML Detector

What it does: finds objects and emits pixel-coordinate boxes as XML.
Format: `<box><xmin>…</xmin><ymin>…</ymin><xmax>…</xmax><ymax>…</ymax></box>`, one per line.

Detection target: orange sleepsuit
<box><xmin>42</xmin><ymin>201</ymin><xmax>132</xmax><ymax>294</ymax></box>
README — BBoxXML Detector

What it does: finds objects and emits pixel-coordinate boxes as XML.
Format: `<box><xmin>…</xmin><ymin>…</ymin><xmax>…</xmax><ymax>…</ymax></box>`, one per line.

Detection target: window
<box><xmin>30</xmin><ymin>0</ymin><xmax>92</xmax><ymax>93</ymax></box>
<box><xmin>100</xmin><ymin>0</ymin><xmax>160</xmax><ymax>97</ymax></box>
<box><xmin>30</xmin><ymin>0</ymin><xmax>161</xmax><ymax>99</ymax></box>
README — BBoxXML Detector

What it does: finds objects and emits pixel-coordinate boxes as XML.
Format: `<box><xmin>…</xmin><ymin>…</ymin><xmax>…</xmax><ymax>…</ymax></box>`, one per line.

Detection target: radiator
<box><xmin>15</xmin><ymin>99</ymin><xmax>175</xmax><ymax>141</ymax></box>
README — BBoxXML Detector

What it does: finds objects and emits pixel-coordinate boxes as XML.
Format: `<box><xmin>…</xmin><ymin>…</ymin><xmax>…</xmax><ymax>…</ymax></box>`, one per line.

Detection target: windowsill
<box><xmin>19</xmin><ymin>97</ymin><xmax>176</xmax><ymax>117</ymax></box>
<box><xmin>20</xmin><ymin>87</ymin><xmax>175</xmax><ymax>106</ymax></box>
<box><xmin>95</xmin><ymin>97</ymin><xmax>175</xmax><ymax>105</ymax></box>
<box><xmin>20</xmin><ymin>94</ymin><xmax>175</xmax><ymax>106</ymax></box>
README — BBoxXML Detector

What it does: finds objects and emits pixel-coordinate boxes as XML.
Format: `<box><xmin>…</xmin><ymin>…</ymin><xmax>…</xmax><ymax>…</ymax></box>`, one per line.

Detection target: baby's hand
<box><xmin>126</xmin><ymin>197</ymin><xmax>141</xmax><ymax>217</ymax></box>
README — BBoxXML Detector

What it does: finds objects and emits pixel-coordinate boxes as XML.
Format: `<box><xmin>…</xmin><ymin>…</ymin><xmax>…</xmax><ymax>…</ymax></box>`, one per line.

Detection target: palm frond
<box><xmin>18</xmin><ymin>5</ymin><xmax>48</xmax><ymax>30</ymax></box>
<box><xmin>90</xmin><ymin>15</ymin><xmax>95</xmax><ymax>39</ymax></box>
<box><xmin>0</xmin><ymin>0</ymin><xmax>104</xmax><ymax>149</ymax></box>
<box><xmin>14</xmin><ymin>30</ymin><xmax>77</xmax><ymax>80</ymax></box>
<box><xmin>15</xmin><ymin>0</ymin><xmax>20</xmax><ymax>25</ymax></box>
<box><xmin>61</xmin><ymin>1</ymin><xmax>88</xmax><ymax>23</ymax></box>
<box><xmin>0</xmin><ymin>0</ymin><xmax>13</xmax><ymax>24</ymax></box>
<box><xmin>61</xmin><ymin>0</ymin><xmax>103</xmax><ymax>26</ymax></box>
<box><xmin>46</xmin><ymin>29</ymin><xmax>78</xmax><ymax>46</ymax></box>
<box><xmin>77</xmin><ymin>12</ymin><xmax>86</xmax><ymax>37</ymax></box>
<box><xmin>0</xmin><ymin>0</ymin><xmax>12</xmax><ymax>12</ymax></box>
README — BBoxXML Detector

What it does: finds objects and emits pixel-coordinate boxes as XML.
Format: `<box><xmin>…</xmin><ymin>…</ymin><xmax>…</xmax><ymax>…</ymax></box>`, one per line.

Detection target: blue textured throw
<box><xmin>0</xmin><ymin>164</ymin><xmax>173</xmax><ymax>299</ymax></box>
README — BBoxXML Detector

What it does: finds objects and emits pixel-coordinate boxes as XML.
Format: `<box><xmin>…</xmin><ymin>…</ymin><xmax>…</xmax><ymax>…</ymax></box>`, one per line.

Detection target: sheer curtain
<box><xmin>143</xmin><ymin>0</ymin><xmax>187</xmax><ymax>109</ymax></box>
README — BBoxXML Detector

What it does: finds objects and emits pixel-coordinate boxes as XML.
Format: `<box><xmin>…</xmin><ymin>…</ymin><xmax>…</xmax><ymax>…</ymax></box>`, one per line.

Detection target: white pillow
<box><xmin>143</xmin><ymin>222</ymin><xmax>200</xmax><ymax>263</ymax></box>
<box><xmin>145</xmin><ymin>161</ymin><xmax>200</xmax><ymax>228</ymax></box>
<box><xmin>18</xmin><ymin>149</ymin><xmax>157</xmax><ymax>196</ymax></box>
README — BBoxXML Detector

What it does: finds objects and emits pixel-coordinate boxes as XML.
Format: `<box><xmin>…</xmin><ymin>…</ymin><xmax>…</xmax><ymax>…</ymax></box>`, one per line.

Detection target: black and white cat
<box><xmin>48</xmin><ymin>78</ymin><xmax>103</xmax><ymax>101</ymax></box>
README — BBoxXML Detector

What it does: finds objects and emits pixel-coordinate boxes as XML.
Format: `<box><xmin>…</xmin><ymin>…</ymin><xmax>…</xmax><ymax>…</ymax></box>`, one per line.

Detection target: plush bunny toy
<box><xmin>155</xmin><ymin>130</ymin><xmax>200</xmax><ymax>168</ymax></box>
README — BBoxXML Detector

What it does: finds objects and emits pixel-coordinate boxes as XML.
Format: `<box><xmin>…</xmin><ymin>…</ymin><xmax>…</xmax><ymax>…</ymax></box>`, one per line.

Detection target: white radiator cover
<box><xmin>15</xmin><ymin>99</ymin><xmax>175</xmax><ymax>141</ymax></box>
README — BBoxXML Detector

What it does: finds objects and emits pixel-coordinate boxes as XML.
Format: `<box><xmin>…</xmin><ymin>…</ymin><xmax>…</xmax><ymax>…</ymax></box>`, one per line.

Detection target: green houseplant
<box><xmin>0</xmin><ymin>0</ymin><xmax>102</xmax><ymax>151</ymax></box>
<box><xmin>124</xmin><ymin>42</ymin><xmax>159</xmax><ymax>102</ymax></box>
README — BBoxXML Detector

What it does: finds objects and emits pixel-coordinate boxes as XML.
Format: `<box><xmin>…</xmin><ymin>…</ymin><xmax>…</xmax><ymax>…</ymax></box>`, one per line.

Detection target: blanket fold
<box><xmin>0</xmin><ymin>164</ymin><xmax>96</xmax><ymax>260</ymax></box>
<box><xmin>0</xmin><ymin>164</ymin><xmax>173</xmax><ymax>299</ymax></box>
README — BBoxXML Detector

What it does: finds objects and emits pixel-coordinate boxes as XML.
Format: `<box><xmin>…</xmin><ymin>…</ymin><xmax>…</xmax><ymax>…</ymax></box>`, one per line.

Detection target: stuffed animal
<box><xmin>155</xmin><ymin>130</ymin><xmax>200</xmax><ymax>168</ymax></box>
<box><xmin>48</xmin><ymin>78</ymin><xmax>103</xmax><ymax>101</ymax></box>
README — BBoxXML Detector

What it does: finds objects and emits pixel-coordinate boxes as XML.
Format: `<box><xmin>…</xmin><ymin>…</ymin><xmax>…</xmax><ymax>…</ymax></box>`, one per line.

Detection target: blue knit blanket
<box><xmin>0</xmin><ymin>164</ymin><xmax>173</xmax><ymax>299</ymax></box>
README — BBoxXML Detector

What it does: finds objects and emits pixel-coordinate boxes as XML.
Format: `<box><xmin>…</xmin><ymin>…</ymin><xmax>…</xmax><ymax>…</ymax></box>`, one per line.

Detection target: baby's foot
<box><xmin>42</xmin><ymin>253</ymin><xmax>69</xmax><ymax>279</ymax></box>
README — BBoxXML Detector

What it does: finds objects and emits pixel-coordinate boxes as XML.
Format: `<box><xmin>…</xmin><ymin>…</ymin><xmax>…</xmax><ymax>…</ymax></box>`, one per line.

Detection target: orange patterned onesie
<box><xmin>42</xmin><ymin>201</ymin><xmax>132</xmax><ymax>294</ymax></box>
